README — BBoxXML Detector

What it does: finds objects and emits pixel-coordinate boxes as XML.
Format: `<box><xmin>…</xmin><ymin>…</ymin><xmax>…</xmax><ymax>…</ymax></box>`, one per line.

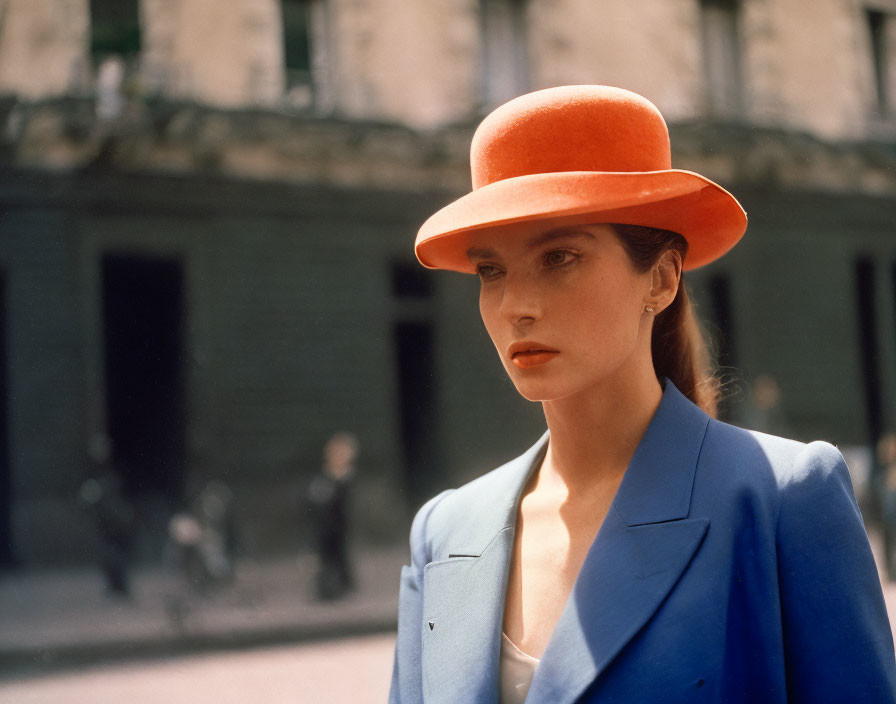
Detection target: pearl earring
<box><xmin>645</xmin><ymin>305</ymin><xmax>655</xmax><ymax>313</ymax></box>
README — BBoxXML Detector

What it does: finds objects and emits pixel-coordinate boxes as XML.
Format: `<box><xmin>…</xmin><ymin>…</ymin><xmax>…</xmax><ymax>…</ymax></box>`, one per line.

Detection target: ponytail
<box><xmin>612</xmin><ymin>224</ymin><xmax>720</xmax><ymax>417</ymax></box>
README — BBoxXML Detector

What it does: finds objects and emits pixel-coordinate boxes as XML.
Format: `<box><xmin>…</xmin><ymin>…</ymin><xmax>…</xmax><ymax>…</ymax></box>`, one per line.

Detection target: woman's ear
<box><xmin>646</xmin><ymin>249</ymin><xmax>682</xmax><ymax>313</ymax></box>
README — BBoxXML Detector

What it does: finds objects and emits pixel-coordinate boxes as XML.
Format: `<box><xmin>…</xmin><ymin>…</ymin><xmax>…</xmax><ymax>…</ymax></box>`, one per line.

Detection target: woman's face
<box><xmin>467</xmin><ymin>223</ymin><xmax>656</xmax><ymax>403</ymax></box>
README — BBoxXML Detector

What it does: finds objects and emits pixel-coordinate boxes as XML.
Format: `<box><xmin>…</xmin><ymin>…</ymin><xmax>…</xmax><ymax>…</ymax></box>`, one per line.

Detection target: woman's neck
<box><xmin>539</xmin><ymin>367</ymin><xmax>663</xmax><ymax>498</ymax></box>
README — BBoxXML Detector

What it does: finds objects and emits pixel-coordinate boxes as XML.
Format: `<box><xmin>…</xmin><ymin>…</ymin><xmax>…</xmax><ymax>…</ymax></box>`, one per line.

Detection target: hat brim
<box><xmin>415</xmin><ymin>170</ymin><xmax>747</xmax><ymax>272</ymax></box>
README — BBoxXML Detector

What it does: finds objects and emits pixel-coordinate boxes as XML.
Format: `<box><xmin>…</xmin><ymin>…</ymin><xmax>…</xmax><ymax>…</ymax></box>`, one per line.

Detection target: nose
<box><xmin>499</xmin><ymin>269</ymin><xmax>541</xmax><ymax>326</ymax></box>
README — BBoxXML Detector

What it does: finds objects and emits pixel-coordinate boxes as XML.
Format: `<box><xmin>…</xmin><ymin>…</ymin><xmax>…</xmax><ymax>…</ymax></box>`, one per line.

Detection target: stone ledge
<box><xmin>1</xmin><ymin>96</ymin><xmax>895</xmax><ymax>197</ymax></box>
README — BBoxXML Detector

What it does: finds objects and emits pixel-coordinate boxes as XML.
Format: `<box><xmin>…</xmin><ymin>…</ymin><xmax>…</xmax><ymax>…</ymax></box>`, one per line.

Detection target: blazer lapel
<box><xmin>528</xmin><ymin>383</ymin><xmax>711</xmax><ymax>704</ymax></box>
<box><xmin>421</xmin><ymin>435</ymin><xmax>549</xmax><ymax>704</ymax></box>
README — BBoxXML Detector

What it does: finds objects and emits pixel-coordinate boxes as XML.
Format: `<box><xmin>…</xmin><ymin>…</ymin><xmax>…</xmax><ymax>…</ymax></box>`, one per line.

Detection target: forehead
<box><xmin>466</xmin><ymin>223</ymin><xmax>616</xmax><ymax>260</ymax></box>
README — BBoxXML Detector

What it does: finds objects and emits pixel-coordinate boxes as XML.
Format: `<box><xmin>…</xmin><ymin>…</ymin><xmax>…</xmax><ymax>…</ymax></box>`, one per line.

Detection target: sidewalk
<box><xmin>0</xmin><ymin>544</ymin><xmax>408</xmax><ymax>677</ymax></box>
<box><xmin>2</xmin><ymin>535</ymin><xmax>896</xmax><ymax>680</ymax></box>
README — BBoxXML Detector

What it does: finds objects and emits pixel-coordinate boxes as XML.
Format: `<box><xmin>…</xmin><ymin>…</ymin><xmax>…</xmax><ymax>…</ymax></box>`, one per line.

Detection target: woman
<box><xmin>389</xmin><ymin>86</ymin><xmax>896</xmax><ymax>703</ymax></box>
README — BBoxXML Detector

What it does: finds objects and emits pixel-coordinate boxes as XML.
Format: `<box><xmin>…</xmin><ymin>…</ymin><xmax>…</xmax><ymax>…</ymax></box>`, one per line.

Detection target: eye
<box><xmin>543</xmin><ymin>249</ymin><xmax>578</xmax><ymax>268</ymax></box>
<box><xmin>475</xmin><ymin>263</ymin><xmax>504</xmax><ymax>281</ymax></box>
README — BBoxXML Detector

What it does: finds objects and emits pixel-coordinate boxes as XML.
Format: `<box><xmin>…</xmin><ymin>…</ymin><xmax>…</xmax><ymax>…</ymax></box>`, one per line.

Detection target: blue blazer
<box><xmin>390</xmin><ymin>382</ymin><xmax>896</xmax><ymax>703</ymax></box>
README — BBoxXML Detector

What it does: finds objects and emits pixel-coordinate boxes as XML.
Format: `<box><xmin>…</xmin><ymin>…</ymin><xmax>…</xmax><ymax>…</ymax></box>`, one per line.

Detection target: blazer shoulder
<box><xmin>703</xmin><ymin>418</ymin><xmax>851</xmax><ymax>495</ymax></box>
<box><xmin>705</xmin><ymin>417</ymin><xmax>803</xmax><ymax>461</ymax></box>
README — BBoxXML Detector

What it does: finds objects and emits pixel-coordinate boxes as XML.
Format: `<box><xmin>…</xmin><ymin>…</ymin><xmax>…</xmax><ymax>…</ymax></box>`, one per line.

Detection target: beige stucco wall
<box><xmin>330</xmin><ymin>0</ymin><xmax>480</xmax><ymax>127</ymax></box>
<box><xmin>0</xmin><ymin>0</ymin><xmax>893</xmax><ymax>138</ymax></box>
<box><xmin>141</xmin><ymin>0</ymin><xmax>285</xmax><ymax>107</ymax></box>
<box><xmin>526</xmin><ymin>0</ymin><xmax>894</xmax><ymax>139</ymax></box>
<box><xmin>0</xmin><ymin>0</ymin><xmax>89</xmax><ymax>98</ymax></box>
<box><xmin>744</xmin><ymin>0</ymin><xmax>871</xmax><ymax>139</ymax></box>
<box><xmin>329</xmin><ymin>0</ymin><xmax>707</xmax><ymax>127</ymax></box>
<box><xmin>529</xmin><ymin>0</ymin><xmax>702</xmax><ymax>121</ymax></box>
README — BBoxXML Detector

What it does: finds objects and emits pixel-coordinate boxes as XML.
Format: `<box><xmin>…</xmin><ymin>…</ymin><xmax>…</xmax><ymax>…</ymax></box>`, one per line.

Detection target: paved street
<box><xmin>0</xmin><ymin>633</ymin><xmax>396</xmax><ymax>704</ymax></box>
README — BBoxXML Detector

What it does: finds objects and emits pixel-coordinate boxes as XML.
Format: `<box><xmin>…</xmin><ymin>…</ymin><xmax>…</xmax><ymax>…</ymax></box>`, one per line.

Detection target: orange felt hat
<box><xmin>415</xmin><ymin>85</ymin><xmax>747</xmax><ymax>272</ymax></box>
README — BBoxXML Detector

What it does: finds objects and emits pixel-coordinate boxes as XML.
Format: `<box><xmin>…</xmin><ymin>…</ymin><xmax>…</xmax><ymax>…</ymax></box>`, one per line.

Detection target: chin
<box><xmin>507</xmin><ymin>374</ymin><xmax>578</xmax><ymax>403</ymax></box>
<box><xmin>506</xmin><ymin>363</ymin><xmax>626</xmax><ymax>403</ymax></box>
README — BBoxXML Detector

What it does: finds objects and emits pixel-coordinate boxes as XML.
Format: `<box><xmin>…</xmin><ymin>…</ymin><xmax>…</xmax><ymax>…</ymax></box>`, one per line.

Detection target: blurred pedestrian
<box><xmin>742</xmin><ymin>373</ymin><xmax>788</xmax><ymax>435</ymax></box>
<box><xmin>877</xmin><ymin>432</ymin><xmax>896</xmax><ymax>581</ymax></box>
<box><xmin>307</xmin><ymin>432</ymin><xmax>358</xmax><ymax>600</ymax></box>
<box><xmin>166</xmin><ymin>510</ymin><xmax>205</xmax><ymax>591</ymax></box>
<box><xmin>195</xmin><ymin>479</ymin><xmax>237</xmax><ymax>583</ymax></box>
<box><xmin>79</xmin><ymin>433</ymin><xmax>136</xmax><ymax>598</ymax></box>
<box><xmin>165</xmin><ymin>479</ymin><xmax>237</xmax><ymax>594</ymax></box>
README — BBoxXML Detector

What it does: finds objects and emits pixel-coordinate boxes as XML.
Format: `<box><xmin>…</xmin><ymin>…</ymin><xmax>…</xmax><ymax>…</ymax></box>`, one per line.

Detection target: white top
<box><xmin>500</xmin><ymin>632</ymin><xmax>540</xmax><ymax>704</ymax></box>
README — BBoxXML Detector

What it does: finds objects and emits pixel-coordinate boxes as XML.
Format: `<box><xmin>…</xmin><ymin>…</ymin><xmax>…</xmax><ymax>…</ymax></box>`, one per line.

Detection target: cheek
<box><xmin>478</xmin><ymin>290</ymin><xmax>502</xmax><ymax>347</ymax></box>
<box><xmin>570</xmin><ymin>278</ymin><xmax>644</xmax><ymax>347</ymax></box>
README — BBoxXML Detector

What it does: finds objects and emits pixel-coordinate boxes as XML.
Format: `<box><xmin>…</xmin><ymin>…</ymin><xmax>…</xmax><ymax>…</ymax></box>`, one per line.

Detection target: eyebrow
<box><xmin>466</xmin><ymin>246</ymin><xmax>496</xmax><ymax>260</ymax></box>
<box><xmin>526</xmin><ymin>228</ymin><xmax>595</xmax><ymax>247</ymax></box>
<box><xmin>465</xmin><ymin>228</ymin><xmax>595</xmax><ymax>261</ymax></box>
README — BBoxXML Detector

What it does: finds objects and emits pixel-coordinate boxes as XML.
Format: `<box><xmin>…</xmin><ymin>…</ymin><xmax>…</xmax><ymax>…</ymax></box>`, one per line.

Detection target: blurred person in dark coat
<box><xmin>79</xmin><ymin>433</ymin><xmax>136</xmax><ymax>597</ymax></box>
<box><xmin>307</xmin><ymin>432</ymin><xmax>358</xmax><ymax>600</ymax></box>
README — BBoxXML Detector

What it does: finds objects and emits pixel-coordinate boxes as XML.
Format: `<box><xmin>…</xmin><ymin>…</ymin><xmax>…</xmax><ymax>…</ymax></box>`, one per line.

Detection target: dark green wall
<box><xmin>2</xmin><ymin>168</ymin><xmax>894</xmax><ymax>564</ymax></box>
<box><xmin>689</xmin><ymin>189</ymin><xmax>896</xmax><ymax>445</ymax></box>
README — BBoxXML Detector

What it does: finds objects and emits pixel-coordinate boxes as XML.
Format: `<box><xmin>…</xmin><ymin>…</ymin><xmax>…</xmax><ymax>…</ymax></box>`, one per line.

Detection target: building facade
<box><xmin>0</xmin><ymin>0</ymin><xmax>894</xmax><ymax>564</ymax></box>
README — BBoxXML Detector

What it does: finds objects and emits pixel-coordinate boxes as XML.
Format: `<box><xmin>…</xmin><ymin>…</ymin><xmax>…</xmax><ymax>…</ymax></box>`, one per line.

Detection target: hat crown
<box><xmin>470</xmin><ymin>85</ymin><xmax>672</xmax><ymax>190</ymax></box>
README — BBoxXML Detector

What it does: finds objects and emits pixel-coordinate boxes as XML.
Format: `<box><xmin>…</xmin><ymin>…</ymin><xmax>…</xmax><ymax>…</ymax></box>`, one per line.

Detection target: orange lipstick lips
<box><xmin>509</xmin><ymin>342</ymin><xmax>560</xmax><ymax>369</ymax></box>
<box><xmin>512</xmin><ymin>351</ymin><xmax>559</xmax><ymax>368</ymax></box>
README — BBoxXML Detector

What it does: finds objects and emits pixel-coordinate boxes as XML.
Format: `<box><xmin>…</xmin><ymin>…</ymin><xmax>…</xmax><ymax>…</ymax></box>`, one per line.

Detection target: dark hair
<box><xmin>611</xmin><ymin>224</ymin><xmax>720</xmax><ymax>417</ymax></box>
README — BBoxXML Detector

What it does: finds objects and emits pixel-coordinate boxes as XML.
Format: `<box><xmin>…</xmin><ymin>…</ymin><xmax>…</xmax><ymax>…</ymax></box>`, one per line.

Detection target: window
<box><xmin>281</xmin><ymin>0</ymin><xmax>331</xmax><ymax>111</ymax></box>
<box><xmin>283</xmin><ymin>1</ymin><xmax>312</xmax><ymax>88</ymax></box>
<box><xmin>867</xmin><ymin>9</ymin><xmax>895</xmax><ymax>118</ymax></box>
<box><xmin>699</xmin><ymin>0</ymin><xmax>743</xmax><ymax>118</ymax></box>
<box><xmin>90</xmin><ymin>0</ymin><xmax>141</xmax><ymax>60</ymax></box>
<box><xmin>480</xmin><ymin>0</ymin><xmax>529</xmax><ymax>110</ymax></box>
